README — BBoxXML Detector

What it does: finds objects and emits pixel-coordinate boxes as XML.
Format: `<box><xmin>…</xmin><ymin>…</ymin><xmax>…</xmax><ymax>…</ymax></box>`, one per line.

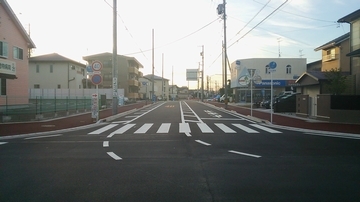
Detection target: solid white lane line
<box><xmin>24</xmin><ymin>134</ymin><xmax>63</xmax><ymax>140</ymax></box>
<box><xmin>134</xmin><ymin>123</ymin><xmax>153</xmax><ymax>134</ymax></box>
<box><xmin>179</xmin><ymin>123</ymin><xmax>191</xmax><ymax>133</ymax></box>
<box><xmin>103</xmin><ymin>141</ymin><xmax>109</xmax><ymax>147</ymax></box>
<box><xmin>107</xmin><ymin>152</ymin><xmax>122</xmax><ymax>160</ymax></box>
<box><xmin>157</xmin><ymin>123</ymin><xmax>171</xmax><ymax>133</ymax></box>
<box><xmin>107</xmin><ymin>124</ymin><xmax>135</xmax><ymax>138</ymax></box>
<box><xmin>197</xmin><ymin>123</ymin><xmax>214</xmax><ymax>133</ymax></box>
<box><xmin>232</xmin><ymin>124</ymin><xmax>259</xmax><ymax>133</ymax></box>
<box><xmin>195</xmin><ymin>140</ymin><xmax>211</xmax><ymax>146</ymax></box>
<box><xmin>250</xmin><ymin>124</ymin><xmax>282</xmax><ymax>133</ymax></box>
<box><xmin>215</xmin><ymin>123</ymin><xmax>236</xmax><ymax>133</ymax></box>
<box><xmin>126</xmin><ymin>102</ymin><xmax>165</xmax><ymax>123</ymax></box>
<box><xmin>88</xmin><ymin>124</ymin><xmax>118</xmax><ymax>135</ymax></box>
<box><xmin>228</xmin><ymin>150</ymin><xmax>261</xmax><ymax>158</ymax></box>
<box><xmin>0</xmin><ymin>142</ymin><xmax>8</xmax><ymax>145</ymax></box>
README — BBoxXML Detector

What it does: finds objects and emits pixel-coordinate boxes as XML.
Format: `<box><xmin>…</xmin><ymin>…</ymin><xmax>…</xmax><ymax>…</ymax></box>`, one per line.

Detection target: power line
<box><xmin>228</xmin><ymin>0</ymin><xmax>289</xmax><ymax>49</ymax></box>
<box><xmin>124</xmin><ymin>17</ymin><xmax>220</xmax><ymax>56</ymax></box>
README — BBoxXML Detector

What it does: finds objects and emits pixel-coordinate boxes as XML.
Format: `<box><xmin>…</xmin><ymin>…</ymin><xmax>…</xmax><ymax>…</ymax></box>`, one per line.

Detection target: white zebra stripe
<box><xmin>214</xmin><ymin>123</ymin><xmax>236</xmax><ymax>133</ymax></box>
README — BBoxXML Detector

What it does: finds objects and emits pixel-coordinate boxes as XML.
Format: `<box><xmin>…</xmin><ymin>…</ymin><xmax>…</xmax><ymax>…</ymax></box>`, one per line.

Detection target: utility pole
<box><xmin>218</xmin><ymin>0</ymin><xmax>228</xmax><ymax>108</ymax></box>
<box><xmin>162</xmin><ymin>53</ymin><xmax>164</xmax><ymax>100</ymax></box>
<box><xmin>201</xmin><ymin>45</ymin><xmax>204</xmax><ymax>102</ymax></box>
<box><xmin>112</xmin><ymin>0</ymin><xmax>118</xmax><ymax>115</ymax></box>
<box><xmin>152</xmin><ymin>29</ymin><xmax>155</xmax><ymax>102</ymax></box>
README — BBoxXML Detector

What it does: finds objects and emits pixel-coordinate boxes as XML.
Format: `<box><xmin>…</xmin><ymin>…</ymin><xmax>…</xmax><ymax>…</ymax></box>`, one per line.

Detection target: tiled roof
<box><xmin>144</xmin><ymin>74</ymin><xmax>169</xmax><ymax>81</ymax></box>
<box><xmin>338</xmin><ymin>9</ymin><xmax>360</xmax><ymax>23</ymax></box>
<box><xmin>314</xmin><ymin>32</ymin><xmax>350</xmax><ymax>51</ymax></box>
<box><xmin>29</xmin><ymin>53</ymin><xmax>85</xmax><ymax>66</ymax></box>
<box><xmin>1</xmin><ymin>0</ymin><xmax>36</xmax><ymax>48</ymax></box>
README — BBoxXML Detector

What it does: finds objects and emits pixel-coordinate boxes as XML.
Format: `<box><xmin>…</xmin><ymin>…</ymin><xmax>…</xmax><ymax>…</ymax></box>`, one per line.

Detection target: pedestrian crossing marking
<box><xmin>197</xmin><ymin>123</ymin><xmax>214</xmax><ymax>133</ymax></box>
<box><xmin>232</xmin><ymin>124</ymin><xmax>259</xmax><ymax>133</ymax></box>
<box><xmin>215</xmin><ymin>123</ymin><xmax>237</xmax><ymax>133</ymax></box>
<box><xmin>250</xmin><ymin>124</ymin><xmax>282</xmax><ymax>133</ymax></box>
<box><xmin>134</xmin><ymin>123</ymin><xmax>153</xmax><ymax>134</ymax></box>
<box><xmin>107</xmin><ymin>123</ymin><xmax>135</xmax><ymax>138</ymax></box>
<box><xmin>88</xmin><ymin>124</ymin><xmax>118</xmax><ymax>135</ymax></box>
<box><xmin>179</xmin><ymin>123</ymin><xmax>191</xmax><ymax>133</ymax></box>
<box><xmin>90</xmin><ymin>122</ymin><xmax>283</xmax><ymax>136</ymax></box>
<box><xmin>157</xmin><ymin>123</ymin><xmax>171</xmax><ymax>133</ymax></box>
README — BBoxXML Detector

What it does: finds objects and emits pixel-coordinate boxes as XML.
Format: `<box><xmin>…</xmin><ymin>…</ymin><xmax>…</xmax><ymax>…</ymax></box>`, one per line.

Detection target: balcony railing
<box><xmin>128</xmin><ymin>67</ymin><xmax>139</xmax><ymax>74</ymax></box>
<box><xmin>323</xmin><ymin>54</ymin><xmax>337</xmax><ymax>62</ymax></box>
<box><xmin>128</xmin><ymin>93</ymin><xmax>139</xmax><ymax>99</ymax></box>
<box><xmin>128</xmin><ymin>79</ymin><xmax>139</xmax><ymax>87</ymax></box>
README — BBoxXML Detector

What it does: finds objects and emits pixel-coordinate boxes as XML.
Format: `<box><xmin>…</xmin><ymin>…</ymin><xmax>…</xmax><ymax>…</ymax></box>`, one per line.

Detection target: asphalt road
<box><xmin>1</xmin><ymin>100</ymin><xmax>360</xmax><ymax>201</ymax></box>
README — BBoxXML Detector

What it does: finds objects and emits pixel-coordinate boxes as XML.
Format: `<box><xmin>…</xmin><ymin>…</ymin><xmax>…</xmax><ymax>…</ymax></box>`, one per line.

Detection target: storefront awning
<box><xmin>0</xmin><ymin>73</ymin><xmax>17</xmax><ymax>79</ymax></box>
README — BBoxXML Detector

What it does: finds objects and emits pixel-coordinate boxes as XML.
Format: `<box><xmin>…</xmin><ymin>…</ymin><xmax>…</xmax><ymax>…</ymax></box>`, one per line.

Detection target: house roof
<box><xmin>29</xmin><ymin>53</ymin><xmax>85</xmax><ymax>67</ymax></box>
<box><xmin>295</xmin><ymin>71</ymin><xmax>327</xmax><ymax>84</ymax></box>
<box><xmin>144</xmin><ymin>74</ymin><xmax>169</xmax><ymax>81</ymax></box>
<box><xmin>346</xmin><ymin>48</ymin><xmax>360</xmax><ymax>57</ymax></box>
<box><xmin>338</xmin><ymin>9</ymin><xmax>360</xmax><ymax>23</ymax></box>
<box><xmin>314</xmin><ymin>32</ymin><xmax>350</xmax><ymax>51</ymax></box>
<box><xmin>83</xmin><ymin>52</ymin><xmax>144</xmax><ymax>68</ymax></box>
<box><xmin>1</xmin><ymin>0</ymin><xmax>36</xmax><ymax>48</ymax></box>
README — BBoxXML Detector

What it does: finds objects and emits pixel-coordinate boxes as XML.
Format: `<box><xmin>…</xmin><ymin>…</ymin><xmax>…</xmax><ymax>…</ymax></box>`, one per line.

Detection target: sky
<box><xmin>7</xmin><ymin>0</ymin><xmax>359</xmax><ymax>89</ymax></box>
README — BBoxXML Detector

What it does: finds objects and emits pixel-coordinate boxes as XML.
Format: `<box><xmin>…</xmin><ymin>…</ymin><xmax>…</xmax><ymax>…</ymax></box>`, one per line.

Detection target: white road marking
<box><xmin>88</xmin><ymin>124</ymin><xmax>118</xmax><ymax>135</ymax></box>
<box><xmin>107</xmin><ymin>152</ymin><xmax>122</xmax><ymax>160</ymax></box>
<box><xmin>195</xmin><ymin>140</ymin><xmax>211</xmax><ymax>146</ymax></box>
<box><xmin>215</xmin><ymin>123</ymin><xmax>236</xmax><ymax>133</ymax></box>
<box><xmin>103</xmin><ymin>141</ymin><xmax>109</xmax><ymax>147</ymax></box>
<box><xmin>185</xmin><ymin>132</ymin><xmax>192</xmax><ymax>137</ymax></box>
<box><xmin>107</xmin><ymin>124</ymin><xmax>135</xmax><ymax>138</ymax></box>
<box><xmin>228</xmin><ymin>150</ymin><xmax>261</xmax><ymax>158</ymax></box>
<box><xmin>250</xmin><ymin>124</ymin><xmax>282</xmax><ymax>133</ymax></box>
<box><xmin>197</xmin><ymin>123</ymin><xmax>214</xmax><ymax>133</ymax></box>
<box><xmin>134</xmin><ymin>123</ymin><xmax>153</xmax><ymax>134</ymax></box>
<box><xmin>179</xmin><ymin>123</ymin><xmax>191</xmax><ymax>133</ymax></box>
<box><xmin>0</xmin><ymin>142</ymin><xmax>8</xmax><ymax>145</ymax></box>
<box><xmin>24</xmin><ymin>134</ymin><xmax>63</xmax><ymax>140</ymax></box>
<box><xmin>232</xmin><ymin>124</ymin><xmax>259</xmax><ymax>133</ymax></box>
<box><xmin>157</xmin><ymin>123</ymin><xmax>171</xmax><ymax>133</ymax></box>
<box><xmin>304</xmin><ymin>132</ymin><xmax>360</xmax><ymax>140</ymax></box>
<box><xmin>125</xmin><ymin>103</ymin><xmax>165</xmax><ymax>124</ymax></box>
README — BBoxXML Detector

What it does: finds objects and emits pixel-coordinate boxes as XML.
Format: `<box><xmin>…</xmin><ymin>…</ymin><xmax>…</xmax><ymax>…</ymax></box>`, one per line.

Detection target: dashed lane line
<box><xmin>228</xmin><ymin>150</ymin><xmax>261</xmax><ymax>158</ymax></box>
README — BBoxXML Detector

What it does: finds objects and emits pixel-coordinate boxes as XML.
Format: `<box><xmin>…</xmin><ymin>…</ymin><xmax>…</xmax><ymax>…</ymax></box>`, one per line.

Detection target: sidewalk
<box><xmin>1</xmin><ymin>101</ymin><xmax>359</xmax><ymax>137</ymax></box>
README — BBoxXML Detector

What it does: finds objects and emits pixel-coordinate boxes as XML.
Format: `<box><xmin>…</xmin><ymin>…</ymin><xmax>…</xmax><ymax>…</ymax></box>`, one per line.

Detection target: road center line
<box><xmin>195</xmin><ymin>140</ymin><xmax>211</xmax><ymax>146</ymax></box>
<box><xmin>24</xmin><ymin>134</ymin><xmax>63</xmax><ymax>140</ymax></box>
<box><xmin>107</xmin><ymin>152</ymin><xmax>122</xmax><ymax>160</ymax></box>
<box><xmin>228</xmin><ymin>150</ymin><xmax>261</xmax><ymax>158</ymax></box>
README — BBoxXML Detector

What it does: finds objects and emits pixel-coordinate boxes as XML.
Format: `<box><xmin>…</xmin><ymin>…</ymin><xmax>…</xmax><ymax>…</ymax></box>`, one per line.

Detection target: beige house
<box><xmin>0</xmin><ymin>0</ymin><xmax>36</xmax><ymax>105</ymax></box>
<box><xmin>141</xmin><ymin>74</ymin><xmax>169</xmax><ymax>100</ymax></box>
<box><xmin>29</xmin><ymin>53</ymin><xmax>86</xmax><ymax>89</ymax></box>
<box><xmin>338</xmin><ymin>9</ymin><xmax>360</xmax><ymax>95</ymax></box>
<box><xmin>83</xmin><ymin>53</ymin><xmax>143</xmax><ymax>100</ymax></box>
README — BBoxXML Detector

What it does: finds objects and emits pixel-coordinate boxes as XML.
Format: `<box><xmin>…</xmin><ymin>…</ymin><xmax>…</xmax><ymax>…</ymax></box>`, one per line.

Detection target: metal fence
<box><xmin>0</xmin><ymin>88</ymin><xmax>125</xmax><ymax>123</ymax></box>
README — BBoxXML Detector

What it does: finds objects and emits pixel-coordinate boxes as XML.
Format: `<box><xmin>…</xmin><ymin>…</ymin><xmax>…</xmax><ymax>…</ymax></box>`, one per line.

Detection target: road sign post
<box><xmin>268</xmin><ymin>61</ymin><xmax>277</xmax><ymax>123</ymax></box>
<box><xmin>90</xmin><ymin>61</ymin><xmax>103</xmax><ymax>121</ymax></box>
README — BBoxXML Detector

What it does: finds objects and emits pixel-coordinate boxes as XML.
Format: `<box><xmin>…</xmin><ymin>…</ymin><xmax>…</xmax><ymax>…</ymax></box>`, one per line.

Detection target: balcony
<box><xmin>128</xmin><ymin>93</ymin><xmax>139</xmax><ymax>99</ymax></box>
<box><xmin>128</xmin><ymin>67</ymin><xmax>139</xmax><ymax>75</ymax></box>
<box><xmin>138</xmin><ymin>71</ymin><xmax>143</xmax><ymax>78</ymax></box>
<box><xmin>323</xmin><ymin>54</ymin><xmax>337</xmax><ymax>62</ymax></box>
<box><xmin>128</xmin><ymin>79</ymin><xmax>139</xmax><ymax>87</ymax></box>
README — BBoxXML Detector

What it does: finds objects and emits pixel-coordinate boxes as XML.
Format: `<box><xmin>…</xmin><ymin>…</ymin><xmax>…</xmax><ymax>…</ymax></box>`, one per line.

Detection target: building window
<box><xmin>57</xmin><ymin>84</ymin><xmax>61</xmax><ymax>89</ymax></box>
<box><xmin>36</xmin><ymin>64</ymin><xmax>40</xmax><ymax>73</ymax></box>
<box><xmin>0</xmin><ymin>41</ymin><xmax>9</xmax><ymax>58</ymax></box>
<box><xmin>34</xmin><ymin>84</ymin><xmax>40</xmax><ymax>89</ymax></box>
<box><xmin>50</xmin><ymin>65</ymin><xmax>53</xmax><ymax>73</ymax></box>
<box><xmin>13</xmin><ymin>47</ymin><xmax>24</xmax><ymax>60</ymax></box>
<box><xmin>0</xmin><ymin>78</ymin><xmax>6</xmax><ymax>95</ymax></box>
<box><xmin>286</xmin><ymin>65</ymin><xmax>292</xmax><ymax>74</ymax></box>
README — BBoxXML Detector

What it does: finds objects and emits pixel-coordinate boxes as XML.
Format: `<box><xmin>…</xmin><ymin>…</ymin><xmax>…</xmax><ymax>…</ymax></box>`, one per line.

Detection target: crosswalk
<box><xmin>88</xmin><ymin>122</ymin><xmax>282</xmax><ymax>136</ymax></box>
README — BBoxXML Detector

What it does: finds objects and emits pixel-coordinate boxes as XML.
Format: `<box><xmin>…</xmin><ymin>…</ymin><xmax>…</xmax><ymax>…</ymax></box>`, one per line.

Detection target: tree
<box><xmin>324</xmin><ymin>68</ymin><xmax>348</xmax><ymax>95</ymax></box>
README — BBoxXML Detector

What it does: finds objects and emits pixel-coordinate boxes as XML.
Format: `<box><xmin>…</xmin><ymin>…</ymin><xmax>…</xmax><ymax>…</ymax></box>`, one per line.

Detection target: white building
<box><xmin>140</xmin><ymin>75</ymin><xmax>169</xmax><ymax>100</ymax></box>
<box><xmin>230</xmin><ymin>58</ymin><xmax>307</xmax><ymax>102</ymax></box>
<box><xmin>29</xmin><ymin>53</ymin><xmax>86</xmax><ymax>89</ymax></box>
